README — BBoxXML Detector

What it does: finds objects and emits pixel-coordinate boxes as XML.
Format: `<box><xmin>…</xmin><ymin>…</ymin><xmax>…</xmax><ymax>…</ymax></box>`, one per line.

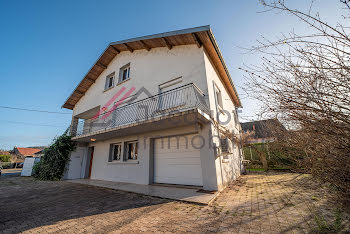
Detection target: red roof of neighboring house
<box><xmin>16</xmin><ymin>147</ymin><xmax>42</xmax><ymax>156</ymax></box>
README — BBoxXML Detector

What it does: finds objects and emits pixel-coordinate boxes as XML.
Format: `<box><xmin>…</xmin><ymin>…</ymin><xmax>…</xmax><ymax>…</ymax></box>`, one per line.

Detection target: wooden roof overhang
<box><xmin>62</xmin><ymin>25</ymin><xmax>242</xmax><ymax>110</ymax></box>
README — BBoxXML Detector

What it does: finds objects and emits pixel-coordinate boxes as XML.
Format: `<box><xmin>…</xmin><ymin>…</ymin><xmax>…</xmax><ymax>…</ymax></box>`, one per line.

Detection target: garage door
<box><xmin>154</xmin><ymin>134</ymin><xmax>203</xmax><ymax>186</ymax></box>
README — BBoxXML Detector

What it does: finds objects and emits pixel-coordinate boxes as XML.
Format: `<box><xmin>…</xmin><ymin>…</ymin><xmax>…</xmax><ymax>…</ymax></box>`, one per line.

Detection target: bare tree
<box><xmin>241</xmin><ymin>0</ymin><xmax>350</xmax><ymax>201</ymax></box>
<box><xmin>240</xmin><ymin>131</ymin><xmax>269</xmax><ymax>170</ymax></box>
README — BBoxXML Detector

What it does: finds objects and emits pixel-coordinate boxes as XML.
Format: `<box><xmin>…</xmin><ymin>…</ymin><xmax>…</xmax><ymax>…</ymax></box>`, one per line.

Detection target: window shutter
<box><xmin>108</xmin><ymin>144</ymin><xmax>113</xmax><ymax>162</ymax></box>
<box><xmin>221</xmin><ymin>138</ymin><xmax>229</xmax><ymax>153</ymax></box>
<box><xmin>104</xmin><ymin>77</ymin><xmax>108</xmax><ymax>90</ymax></box>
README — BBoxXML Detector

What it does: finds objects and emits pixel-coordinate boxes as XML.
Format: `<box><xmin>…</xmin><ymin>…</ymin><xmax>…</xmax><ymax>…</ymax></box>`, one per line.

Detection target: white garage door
<box><xmin>154</xmin><ymin>134</ymin><xmax>203</xmax><ymax>186</ymax></box>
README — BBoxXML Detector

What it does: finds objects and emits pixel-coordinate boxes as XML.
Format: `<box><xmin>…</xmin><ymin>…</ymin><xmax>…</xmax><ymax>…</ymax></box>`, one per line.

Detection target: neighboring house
<box><xmin>241</xmin><ymin>119</ymin><xmax>285</xmax><ymax>144</ymax></box>
<box><xmin>62</xmin><ymin>26</ymin><xmax>243</xmax><ymax>192</ymax></box>
<box><xmin>34</xmin><ymin>149</ymin><xmax>45</xmax><ymax>157</ymax></box>
<box><xmin>10</xmin><ymin>147</ymin><xmax>42</xmax><ymax>167</ymax></box>
<box><xmin>12</xmin><ymin>147</ymin><xmax>43</xmax><ymax>157</ymax></box>
<box><xmin>0</xmin><ymin>150</ymin><xmax>10</xmax><ymax>156</ymax></box>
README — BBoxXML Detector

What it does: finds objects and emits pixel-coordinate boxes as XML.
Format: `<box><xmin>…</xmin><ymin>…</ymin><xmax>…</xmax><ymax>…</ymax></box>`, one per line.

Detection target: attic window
<box><xmin>104</xmin><ymin>73</ymin><xmax>115</xmax><ymax>91</ymax></box>
<box><xmin>119</xmin><ymin>63</ymin><xmax>130</xmax><ymax>83</ymax></box>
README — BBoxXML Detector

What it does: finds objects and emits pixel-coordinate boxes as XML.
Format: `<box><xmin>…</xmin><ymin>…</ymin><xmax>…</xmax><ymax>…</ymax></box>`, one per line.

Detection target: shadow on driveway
<box><xmin>0</xmin><ymin>177</ymin><xmax>170</xmax><ymax>233</ymax></box>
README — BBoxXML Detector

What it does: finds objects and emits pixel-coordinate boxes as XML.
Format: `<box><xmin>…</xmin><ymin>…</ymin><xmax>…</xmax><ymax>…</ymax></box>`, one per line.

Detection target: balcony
<box><xmin>70</xmin><ymin>83</ymin><xmax>211</xmax><ymax>142</ymax></box>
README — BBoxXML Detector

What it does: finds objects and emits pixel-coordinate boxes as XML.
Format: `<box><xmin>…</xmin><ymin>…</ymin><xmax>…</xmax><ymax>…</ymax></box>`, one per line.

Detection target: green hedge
<box><xmin>0</xmin><ymin>155</ymin><xmax>11</xmax><ymax>162</ymax></box>
<box><xmin>0</xmin><ymin>162</ymin><xmax>11</xmax><ymax>169</ymax></box>
<box><xmin>243</xmin><ymin>142</ymin><xmax>297</xmax><ymax>169</ymax></box>
<box><xmin>33</xmin><ymin>133</ymin><xmax>76</xmax><ymax>180</ymax></box>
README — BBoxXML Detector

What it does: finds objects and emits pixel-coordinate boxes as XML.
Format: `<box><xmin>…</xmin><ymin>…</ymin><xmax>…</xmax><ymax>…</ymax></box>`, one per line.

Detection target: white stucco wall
<box><xmin>202</xmin><ymin>49</ymin><xmax>242</xmax><ymax>191</ymax></box>
<box><xmin>73</xmin><ymin>45</ymin><xmax>208</xmax><ymax>117</ymax></box>
<box><xmin>66</xmin><ymin>44</ymin><xmax>241</xmax><ymax>191</ymax></box>
<box><xmin>87</xmin><ymin>125</ymin><xmax>213</xmax><ymax>185</ymax></box>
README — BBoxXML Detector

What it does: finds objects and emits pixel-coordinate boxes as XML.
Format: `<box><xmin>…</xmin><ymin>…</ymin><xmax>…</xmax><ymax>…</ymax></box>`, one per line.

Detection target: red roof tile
<box><xmin>16</xmin><ymin>147</ymin><xmax>42</xmax><ymax>156</ymax></box>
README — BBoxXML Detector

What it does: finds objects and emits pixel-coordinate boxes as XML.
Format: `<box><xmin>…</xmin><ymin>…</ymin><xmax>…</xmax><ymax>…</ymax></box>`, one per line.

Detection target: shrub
<box><xmin>0</xmin><ymin>155</ymin><xmax>11</xmax><ymax>162</ymax></box>
<box><xmin>242</xmin><ymin>0</ymin><xmax>350</xmax><ymax>204</ymax></box>
<box><xmin>1</xmin><ymin>162</ymin><xmax>11</xmax><ymax>169</ymax></box>
<box><xmin>243</xmin><ymin>142</ymin><xmax>300</xmax><ymax>170</ymax></box>
<box><xmin>33</xmin><ymin>133</ymin><xmax>76</xmax><ymax>181</ymax></box>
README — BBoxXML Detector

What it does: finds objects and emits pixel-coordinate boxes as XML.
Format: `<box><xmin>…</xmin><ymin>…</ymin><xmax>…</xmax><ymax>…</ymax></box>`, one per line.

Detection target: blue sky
<box><xmin>0</xmin><ymin>0</ymin><xmax>342</xmax><ymax>150</ymax></box>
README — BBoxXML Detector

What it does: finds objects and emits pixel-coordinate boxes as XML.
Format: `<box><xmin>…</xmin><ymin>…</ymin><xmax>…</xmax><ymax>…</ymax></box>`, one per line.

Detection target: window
<box><xmin>125</xmin><ymin>141</ymin><xmax>138</xmax><ymax>160</ymax></box>
<box><xmin>112</xmin><ymin>143</ymin><xmax>122</xmax><ymax>161</ymax></box>
<box><xmin>108</xmin><ymin>141</ymin><xmax>138</xmax><ymax>162</ymax></box>
<box><xmin>215</xmin><ymin>87</ymin><xmax>223</xmax><ymax>109</ymax></box>
<box><xmin>105</xmin><ymin>73</ymin><xmax>115</xmax><ymax>90</ymax></box>
<box><xmin>119</xmin><ymin>63</ymin><xmax>130</xmax><ymax>82</ymax></box>
<box><xmin>108</xmin><ymin>143</ymin><xmax>122</xmax><ymax>162</ymax></box>
<box><xmin>220</xmin><ymin>138</ymin><xmax>229</xmax><ymax>153</ymax></box>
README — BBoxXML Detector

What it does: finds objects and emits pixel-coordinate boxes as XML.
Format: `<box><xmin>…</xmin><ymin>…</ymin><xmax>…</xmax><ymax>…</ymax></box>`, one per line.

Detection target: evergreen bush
<box><xmin>33</xmin><ymin>133</ymin><xmax>76</xmax><ymax>180</ymax></box>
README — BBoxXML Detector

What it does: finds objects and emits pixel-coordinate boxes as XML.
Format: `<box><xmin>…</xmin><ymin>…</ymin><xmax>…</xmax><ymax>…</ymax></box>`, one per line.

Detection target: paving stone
<box><xmin>0</xmin><ymin>172</ymin><xmax>349</xmax><ymax>233</ymax></box>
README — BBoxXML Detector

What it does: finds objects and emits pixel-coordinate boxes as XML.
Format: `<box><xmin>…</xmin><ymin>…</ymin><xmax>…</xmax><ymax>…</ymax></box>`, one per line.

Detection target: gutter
<box><xmin>206</xmin><ymin>28</ymin><xmax>242</xmax><ymax>108</ymax></box>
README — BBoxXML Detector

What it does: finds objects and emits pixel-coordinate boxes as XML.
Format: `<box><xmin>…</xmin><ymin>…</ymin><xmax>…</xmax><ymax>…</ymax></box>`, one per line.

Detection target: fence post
<box><xmin>249</xmin><ymin>146</ymin><xmax>253</xmax><ymax>160</ymax></box>
<box><xmin>266</xmin><ymin>143</ymin><xmax>271</xmax><ymax>159</ymax></box>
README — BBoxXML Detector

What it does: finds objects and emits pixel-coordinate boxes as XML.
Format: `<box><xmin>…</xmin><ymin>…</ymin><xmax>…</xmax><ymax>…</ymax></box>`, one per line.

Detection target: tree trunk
<box><xmin>258</xmin><ymin>151</ymin><xmax>268</xmax><ymax>171</ymax></box>
<box><xmin>251</xmin><ymin>144</ymin><xmax>268</xmax><ymax>171</ymax></box>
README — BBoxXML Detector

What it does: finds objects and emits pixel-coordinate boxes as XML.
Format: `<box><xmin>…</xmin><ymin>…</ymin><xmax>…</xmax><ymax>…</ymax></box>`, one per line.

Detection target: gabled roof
<box><xmin>34</xmin><ymin>149</ymin><xmax>45</xmax><ymax>155</ymax></box>
<box><xmin>16</xmin><ymin>147</ymin><xmax>42</xmax><ymax>156</ymax></box>
<box><xmin>62</xmin><ymin>25</ymin><xmax>242</xmax><ymax>110</ymax></box>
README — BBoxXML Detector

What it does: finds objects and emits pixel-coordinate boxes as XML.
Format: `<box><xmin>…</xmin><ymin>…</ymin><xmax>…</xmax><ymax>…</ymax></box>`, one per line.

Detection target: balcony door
<box><xmin>158</xmin><ymin>77</ymin><xmax>184</xmax><ymax>112</ymax></box>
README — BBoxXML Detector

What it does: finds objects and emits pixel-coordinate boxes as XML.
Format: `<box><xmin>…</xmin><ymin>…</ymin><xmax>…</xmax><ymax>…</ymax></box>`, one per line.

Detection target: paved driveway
<box><xmin>0</xmin><ymin>173</ymin><xmax>348</xmax><ymax>233</ymax></box>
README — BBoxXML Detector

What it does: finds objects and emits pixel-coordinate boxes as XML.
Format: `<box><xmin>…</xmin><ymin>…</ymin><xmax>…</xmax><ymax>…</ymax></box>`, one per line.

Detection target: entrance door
<box><xmin>158</xmin><ymin>77</ymin><xmax>184</xmax><ymax>112</ymax></box>
<box><xmin>66</xmin><ymin>148</ymin><xmax>85</xmax><ymax>179</ymax></box>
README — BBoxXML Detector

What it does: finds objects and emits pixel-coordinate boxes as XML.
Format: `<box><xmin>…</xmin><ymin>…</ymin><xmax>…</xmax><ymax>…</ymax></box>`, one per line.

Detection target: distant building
<box><xmin>9</xmin><ymin>147</ymin><xmax>43</xmax><ymax>167</ymax></box>
<box><xmin>34</xmin><ymin>149</ymin><xmax>45</xmax><ymax>157</ymax></box>
<box><xmin>0</xmin><ymin>150</ymin><xmax>10</xmax><ymax>155</ymax></box>
<box><xmin>241</xmin><ymin>119</ymin><xmax>285</xmax><ymax>144</ymax></box>
<box><xmin>13</xmin><ymin>147</ymin><xmax>42</xmax><ymax>157</ymax></box>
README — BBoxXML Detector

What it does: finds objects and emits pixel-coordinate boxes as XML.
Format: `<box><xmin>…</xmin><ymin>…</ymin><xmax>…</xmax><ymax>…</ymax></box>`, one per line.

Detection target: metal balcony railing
<box><xmin>70</xmin><ymin>83</ymin><xmax>210</xmax><ymax>137</ymax></box>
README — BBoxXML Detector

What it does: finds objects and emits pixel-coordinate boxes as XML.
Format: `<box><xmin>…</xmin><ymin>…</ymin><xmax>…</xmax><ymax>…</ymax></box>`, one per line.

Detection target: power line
<box><xmin>0</xmin><ymin>105</ymin><xmax>71</xmax><ymax>115</ymax></box>
<box><xmin>0</xmin><ymin>120</ymin><xmax>67</xmax><ymax>128</ymax></box>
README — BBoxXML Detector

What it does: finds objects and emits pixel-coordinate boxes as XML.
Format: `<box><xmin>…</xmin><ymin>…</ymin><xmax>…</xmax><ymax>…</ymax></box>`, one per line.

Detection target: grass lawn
<box><xmin>247</xmin><ymin>168</ymin><xmax>266</xmax><ymax>172</ymax></box>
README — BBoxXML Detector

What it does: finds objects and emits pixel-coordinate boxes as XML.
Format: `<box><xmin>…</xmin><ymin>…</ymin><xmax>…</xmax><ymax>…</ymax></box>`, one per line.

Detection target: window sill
<box><xmin>103</xmin><ymin>86</ymin><xmax>114</xmax><ymax>93</ymax></box>
<box><xmin>116</xmin><ymin>78</ymin><xmax>130</xmax><ymax>86</ymax></box>
<box><xmin>107</xmin><ymin>160</ymin><xmax>139</xmax><ymax>165</ymax></box>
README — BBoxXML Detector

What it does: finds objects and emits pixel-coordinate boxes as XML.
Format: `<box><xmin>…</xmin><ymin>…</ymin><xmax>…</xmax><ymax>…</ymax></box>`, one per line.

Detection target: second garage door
<box><xmin>154</xmin><ymin>134</ymin><xmax>203</xmax><ymax>186</ymax></box>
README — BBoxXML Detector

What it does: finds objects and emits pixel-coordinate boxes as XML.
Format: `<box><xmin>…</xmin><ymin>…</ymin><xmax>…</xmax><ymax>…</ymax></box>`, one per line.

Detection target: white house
<box><xmin>62</xmin><ymin>26</ymin><xmax>243</xmax><ymax>192</ymax></box>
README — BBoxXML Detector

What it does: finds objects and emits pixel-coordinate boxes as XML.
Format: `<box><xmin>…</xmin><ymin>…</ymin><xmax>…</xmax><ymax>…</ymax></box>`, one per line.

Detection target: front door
<box><xmin>67</xmin><ymin>148</ymin><xmax>85</xmax><ymax>179</ymax></box>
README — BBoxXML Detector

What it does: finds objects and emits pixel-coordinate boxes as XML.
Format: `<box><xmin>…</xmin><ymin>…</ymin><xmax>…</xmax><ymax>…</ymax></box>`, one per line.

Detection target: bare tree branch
<box><xmin>242</xmin><ymin>0</ymin><xmax>350</xmax><ymax>203</ymax></box>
